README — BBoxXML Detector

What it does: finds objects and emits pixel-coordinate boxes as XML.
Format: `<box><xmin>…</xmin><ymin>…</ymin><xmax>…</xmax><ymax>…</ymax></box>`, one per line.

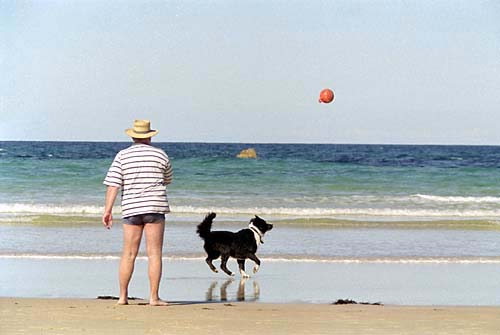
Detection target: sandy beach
<box><xmin>1</xmin><ymin>298</ymin><xmax>499</xmax><ymax>335</ymax></box>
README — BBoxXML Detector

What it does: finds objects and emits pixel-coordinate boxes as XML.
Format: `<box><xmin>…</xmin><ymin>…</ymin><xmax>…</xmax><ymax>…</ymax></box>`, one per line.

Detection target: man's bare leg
<box><xmin>144</xmin><ymin>221</ymin><xmax>168</xmax><ymax>306</ymax></box>
<box><xmin>118</xmin><ymin>224</ymin><xmax>144</xmax><ymax>305</ymax></box>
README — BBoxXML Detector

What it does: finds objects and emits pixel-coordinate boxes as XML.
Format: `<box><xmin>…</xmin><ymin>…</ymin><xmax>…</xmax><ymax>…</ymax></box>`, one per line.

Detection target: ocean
<box><xmin>1</xmin><ymin>141</ymin><xmax>500</xmax><ymax>304</ymax></box>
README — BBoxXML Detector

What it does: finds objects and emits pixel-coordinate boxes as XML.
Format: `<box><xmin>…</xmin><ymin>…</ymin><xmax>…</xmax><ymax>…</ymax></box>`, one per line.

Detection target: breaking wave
<box><xmin>2</xmin><ymin>254</ymin><xmax>500</xmax><ymax>264</ymax></box>
<box><xmin>414</xmin><ymin>194</ymin><xmax>500</xmax><ymax>203</ymax></box>
<box><xmin>1</xmin><ymin>202</ymin><xmax>500</xmax><ymax>219</ymax></box>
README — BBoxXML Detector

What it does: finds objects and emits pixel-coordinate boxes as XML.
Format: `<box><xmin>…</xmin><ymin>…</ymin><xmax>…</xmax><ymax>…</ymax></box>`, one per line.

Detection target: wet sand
<box><xmin>2</xmin><ymin>257</ymin><xmax>500</xmax><ymax>305</ymax></box>
<box><xmin>1</xmin><ymin>297</ymin><xmax>499</xmax><ymax>335</ymax></box>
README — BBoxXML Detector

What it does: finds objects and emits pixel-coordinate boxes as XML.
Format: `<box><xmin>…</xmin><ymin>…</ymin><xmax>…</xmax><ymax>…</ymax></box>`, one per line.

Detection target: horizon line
<box><xmin>0</xmin><ymin>139</ymin><xmax>499</xmax><ymax>147</ymax></box>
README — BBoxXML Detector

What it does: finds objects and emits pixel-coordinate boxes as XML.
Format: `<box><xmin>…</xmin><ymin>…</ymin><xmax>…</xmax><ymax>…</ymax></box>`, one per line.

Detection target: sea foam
<box><xmin>1</xmin><ymin>202</ymin><xmax>500</xmax><ymax>219</ymax></box>
<box><xmin>2</xmin><ymin>254</ymin><xmax>499</xmax><ymax>264</ymax></box>
<box><xmin>415</xmin><ymin>194</ymin><xmax>500</xmax><ymax>203</ymax></box>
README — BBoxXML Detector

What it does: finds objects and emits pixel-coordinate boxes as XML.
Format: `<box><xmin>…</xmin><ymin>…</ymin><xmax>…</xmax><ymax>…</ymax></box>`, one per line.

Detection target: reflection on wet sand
<box><xmin>206</xmin><ymin>278</ymin><xmax>260</xmax><ymax>302</ymax></box>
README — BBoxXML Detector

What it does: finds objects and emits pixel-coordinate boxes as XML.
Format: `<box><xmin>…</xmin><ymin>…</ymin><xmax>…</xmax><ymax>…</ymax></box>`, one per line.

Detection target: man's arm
<box><xmin>102</xmin><ymin>186</ymin><xmax>119</xmax><ymax>229</ymax></box>
<box><xmin>164</xmin><ymin>160</ymin><xmax>173</xmax><ymax>185</ymax></box>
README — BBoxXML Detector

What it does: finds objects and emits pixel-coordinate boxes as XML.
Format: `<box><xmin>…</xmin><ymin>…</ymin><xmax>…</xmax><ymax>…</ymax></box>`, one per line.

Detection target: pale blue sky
<box><xmin>1</xmin><ymin>0</ymin><xmax>499</xmax><ymax>144</ymax></box>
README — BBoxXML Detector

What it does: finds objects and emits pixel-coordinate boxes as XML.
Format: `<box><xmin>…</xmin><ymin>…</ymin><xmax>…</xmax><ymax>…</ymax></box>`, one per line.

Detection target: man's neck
<box><xmin>133</xmin><ymin>138</ymin><xmax>151</xmax><ymax>145</ymax></box>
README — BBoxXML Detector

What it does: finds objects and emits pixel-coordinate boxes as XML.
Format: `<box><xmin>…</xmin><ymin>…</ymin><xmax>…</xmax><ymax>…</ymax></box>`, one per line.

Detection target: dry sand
<box><xmin>1</xmin><ymin>297</ymin><xmax>499</xmax><ymax>335</ymax></box>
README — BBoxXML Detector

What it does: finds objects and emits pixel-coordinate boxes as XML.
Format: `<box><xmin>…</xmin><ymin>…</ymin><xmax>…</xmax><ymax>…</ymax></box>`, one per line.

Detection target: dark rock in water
<box><xmin>332</xmin><ymin>299</ymin><xmax>382</xmax><ymax>306</ymax></box>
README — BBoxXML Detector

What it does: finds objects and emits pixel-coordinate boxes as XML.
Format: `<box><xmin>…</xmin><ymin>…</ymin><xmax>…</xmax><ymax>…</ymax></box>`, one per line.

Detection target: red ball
<box><xmin>318</xmin><ymin>88</ymin><xmax>334</xmax><ymax>103</ymax></box>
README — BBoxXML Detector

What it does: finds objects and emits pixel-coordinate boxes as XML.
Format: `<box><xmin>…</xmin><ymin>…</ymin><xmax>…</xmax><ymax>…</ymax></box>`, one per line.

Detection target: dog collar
<box><xmin>249</xmin><ymin>223</ymin><xmax>264</xmax><ymax>244</ymax></box>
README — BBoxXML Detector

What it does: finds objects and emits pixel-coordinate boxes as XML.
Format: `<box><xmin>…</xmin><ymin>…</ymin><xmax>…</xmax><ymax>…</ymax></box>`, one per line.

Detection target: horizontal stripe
<box><xmin>103</xmin><ymin>177</ymin><xmax>122</xmax><ymax>185</ymax></box>
<box><xmin>104</xmin><ymin>172</ymin><xmax>122</xmax><ymax>179</ymax></box>
<box><xmin>122</xmin><ymin>202</ymin><xmax>169</xmax><ymax>209</ymax></box>
<box><xmin>122</xmin><ymin>196</ymin><xmax>166</xmax><ymax>203</ymax></box>
<box><xmin>103</xmin><ymin>180</ymin><xmax>121</xmax><ymax>187</ymax></box>
<box><xmin>122</xmin><ymin>165</ymin><xmax>166</xmax><ymax>170</ymax></box>
<box><xmin>121</xmin><ymin>154</ymin><xmax>168</xmax><ymax>164</ymax></box>
<box><xmin>120</xmin><ymin>161</ymin><xmax>167</xmax><ymax>169</ymax></box>
<box><xmin>122</xmin><ymin>206</ymin><xmax>170</xmax><ymax>216</ymax></box>
<box><xmin>122</xmin><ymin>169</ymin><xmax>165</xmax><ymax>175</ymax></box>
<box><xmin>122</xmin><ymin>205</ymin><xmax>169</xmax><ymax>213</ymax></box>
<box><xmin>121</xmin><ymin>155</ymin><xmax>167</xmax><ymax>161</ymax></box>
<box><xmin>123</xmin><ymin>203</ymin><xmax>169</xmax><ymax>210</ymax></box>
<box><xmin>122</xmin><ymin>176</ymin><xmax>164</xmax><ymax>182</ymax></box>
<box><xmin>123</xmin><ymin>209</ymin><xmax>170</xmax><ymax>217</ymax></box>
<box><xmin>122</xmin><ymin>185</ymin><xmax>166</xmax><ymax>192</ymax></box>
<box><xmin>122</xmin><ymin>174</ymin><xmax>165</xmax><ymax>180</ymax></box>
<box><xmin>122</xmin><ymin>194</ymin><xmax>166</xmax><ymax>201</ymax></box>
<box><xmin>123</xmin><ymin>182</ymin><xmax>166</xmax><ymax>188</ymax></box>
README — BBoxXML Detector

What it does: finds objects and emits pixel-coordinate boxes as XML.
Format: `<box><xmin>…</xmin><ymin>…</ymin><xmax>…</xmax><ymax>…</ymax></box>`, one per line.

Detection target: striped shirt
<box><xmin>103</xmin><ymin>143</ymin><xmax>173</xmax><ymax>218</ymax></box>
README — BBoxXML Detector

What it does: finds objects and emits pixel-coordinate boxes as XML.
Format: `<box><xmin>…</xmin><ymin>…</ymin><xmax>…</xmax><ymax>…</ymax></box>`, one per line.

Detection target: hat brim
<box><xmin>125</xmin><ymin>129</ymin><xmax>159</xmax><ymax>138</ymax></box>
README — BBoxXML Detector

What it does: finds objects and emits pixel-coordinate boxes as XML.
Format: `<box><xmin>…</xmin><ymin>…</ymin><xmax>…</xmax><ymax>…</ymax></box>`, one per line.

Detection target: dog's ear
<box><xmin>255</xmin><ymin>215</ymin><xmax>261</xmax><ymax>220</ymax></box>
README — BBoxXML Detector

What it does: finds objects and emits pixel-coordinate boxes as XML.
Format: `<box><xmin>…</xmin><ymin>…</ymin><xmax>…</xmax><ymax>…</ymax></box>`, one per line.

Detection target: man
<box><xmin>102</xmin><ymin>119</ymin><xmax>173</xmax><ymax>306</ymax></box>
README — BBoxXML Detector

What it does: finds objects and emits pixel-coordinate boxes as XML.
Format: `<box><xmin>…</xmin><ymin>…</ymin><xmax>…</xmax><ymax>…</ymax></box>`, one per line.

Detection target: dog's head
<box><xmin>250</xmin><ymin>215</ymin><xmax>273</xmax><ymax>234</ymax></box>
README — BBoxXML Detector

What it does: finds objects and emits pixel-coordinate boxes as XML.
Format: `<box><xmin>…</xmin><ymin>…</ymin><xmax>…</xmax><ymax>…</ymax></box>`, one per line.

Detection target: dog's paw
<box><xmin>253</xmin><ymin>264</ymin><xmax>260</xmax><ymax>274</ymax></box>
<box><xmin>211</xmin><ymin>268</ymin><xmax>219</xmax><ymax>273</ymax></box>
<box><xmin>229</xmin><ymin>272</ymin><xmax>235</xmax><ymax>277</ymax></box>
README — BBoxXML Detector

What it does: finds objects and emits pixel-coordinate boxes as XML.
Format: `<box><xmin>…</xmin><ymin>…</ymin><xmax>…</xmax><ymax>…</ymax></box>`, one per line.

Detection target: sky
<box><xmin>1</xmin><ymin>0</ymin><xmax>499</xmax><ymax>144</ymax></box>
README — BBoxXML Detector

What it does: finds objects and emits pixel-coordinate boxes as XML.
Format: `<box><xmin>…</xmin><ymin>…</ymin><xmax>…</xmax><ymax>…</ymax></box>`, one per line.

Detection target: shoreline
<box><xmin>2</xmin><ymin>212</ymin><xmax>500</xmax><ymax>232</ymax></box>
<box><xmin>1</xmin><ymin>297</ymin><xmax>499</xmax><ymax>334</ymax></box>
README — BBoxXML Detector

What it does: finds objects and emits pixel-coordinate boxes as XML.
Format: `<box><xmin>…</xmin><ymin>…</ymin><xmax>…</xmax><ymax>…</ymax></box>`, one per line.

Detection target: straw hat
<box><xmin>125</xmin><ymin>120</ymin><xmax>159</xmax><ymax>138</ymax></box>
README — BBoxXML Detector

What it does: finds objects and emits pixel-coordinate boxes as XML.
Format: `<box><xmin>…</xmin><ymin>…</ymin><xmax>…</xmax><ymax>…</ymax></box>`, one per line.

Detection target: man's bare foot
<box><xmin>149</xmin><ymin>299</ymin><xmax>168</xmax><ymax>306</ymax></box>
<box><xmin>117</xmin><ymin>299</ymin><xmax>128</xmax><ymax>305</ymax></box>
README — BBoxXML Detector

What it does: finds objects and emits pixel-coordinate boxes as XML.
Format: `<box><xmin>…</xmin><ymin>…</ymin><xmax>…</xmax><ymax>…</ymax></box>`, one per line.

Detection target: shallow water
<box><xmin>1</xmin><ymin>258</ymin><xmax>499</xmax><ymax>305</ymax></box>
<box><xmin>1</xmin><ymin>223</ymin><xmax>499</xmax><ymax>261</ymax></box>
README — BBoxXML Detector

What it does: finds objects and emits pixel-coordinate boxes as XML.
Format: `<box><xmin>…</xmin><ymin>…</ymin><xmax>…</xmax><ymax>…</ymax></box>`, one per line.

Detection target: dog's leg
<box><xmin>205</xmin><ymin>257</ymin><xmax>219</xmax><ymax>273</ymax></box>
<box><xmin>220</xmin><ymin>254</ymin><xmax>235</xmax><ymax>276</ymax></box>
<box><xmin>237</xmin><ymin>259</ymin><xmax>250</xmax><ymax>278</ymax></box>
<box><xmin>248</xmin><ymin>254</ymin><xmax>261</xmax><ymax>274</ymax></box>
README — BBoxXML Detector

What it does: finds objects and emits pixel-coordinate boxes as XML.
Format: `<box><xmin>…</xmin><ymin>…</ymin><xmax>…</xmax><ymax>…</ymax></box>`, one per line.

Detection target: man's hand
<box><xmin>102</xmin><ymin>212</ymin><xmax>113</xmax><ymax>229</ymax></box>
<box><xmin>103</xmin><ymin>186</ymin><xmax>119</xmax><ymax>230</ymax></box>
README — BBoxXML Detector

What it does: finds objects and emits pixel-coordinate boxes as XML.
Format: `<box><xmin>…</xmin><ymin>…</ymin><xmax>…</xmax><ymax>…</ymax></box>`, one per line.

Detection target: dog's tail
<box><xmin>197</xmin><ymin>212</ymin><xmax>216</xmax><ymax>240</ymax></box>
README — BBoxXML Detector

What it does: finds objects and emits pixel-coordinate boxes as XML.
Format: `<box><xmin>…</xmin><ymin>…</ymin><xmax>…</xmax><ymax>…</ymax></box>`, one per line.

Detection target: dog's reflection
<box><xmin>206</xmin><ymin>278</ymin><xmax>260</xmax><ymax>302</ymax></box>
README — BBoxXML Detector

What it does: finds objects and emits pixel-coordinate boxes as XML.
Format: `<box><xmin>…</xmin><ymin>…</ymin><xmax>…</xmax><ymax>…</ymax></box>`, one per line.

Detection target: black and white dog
<box><xmin>196</xmin><ymin>212</ymin><xmax>273</xmax><ymax>278</ymax></box>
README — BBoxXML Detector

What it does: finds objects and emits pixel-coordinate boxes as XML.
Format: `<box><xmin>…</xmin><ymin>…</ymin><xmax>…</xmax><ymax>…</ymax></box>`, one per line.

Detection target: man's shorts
<box><xmin>123</xmin><ymin>213</ymin><xmax>165</xmax><ymax>225</ymax></box>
